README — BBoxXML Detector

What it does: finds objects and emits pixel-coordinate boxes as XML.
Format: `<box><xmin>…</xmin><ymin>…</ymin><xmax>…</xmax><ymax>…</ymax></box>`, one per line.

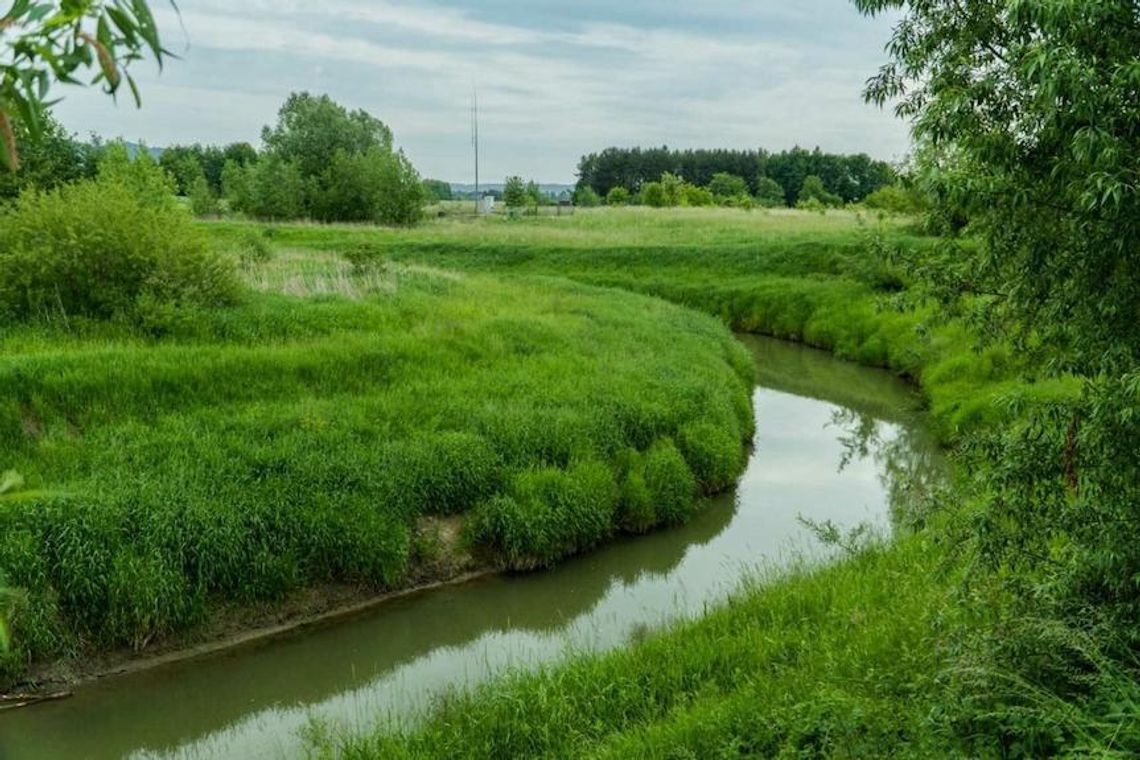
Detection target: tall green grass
<box><xmin>0</xmin><ymin>270</ymin><xmax>753</xmax><ymax>677</ymax></box>
<box><xmin>249</xmin><ymin>209</ymin><xmax>1093</xmax><ymax>757</ymax></box>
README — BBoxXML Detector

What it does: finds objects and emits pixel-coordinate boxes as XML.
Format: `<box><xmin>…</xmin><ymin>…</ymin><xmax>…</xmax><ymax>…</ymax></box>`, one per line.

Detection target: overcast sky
<box><xmin>53</xmin><ymin>1</ymin><xmax>909</xmax><ymax>183</ymax></box>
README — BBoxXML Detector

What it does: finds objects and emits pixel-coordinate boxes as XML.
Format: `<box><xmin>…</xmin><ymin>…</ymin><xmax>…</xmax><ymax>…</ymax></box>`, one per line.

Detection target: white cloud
<box><xmin>51</xmin><ymin>0</ymin><xmax>911</xmax><ymax>182</ymax></box>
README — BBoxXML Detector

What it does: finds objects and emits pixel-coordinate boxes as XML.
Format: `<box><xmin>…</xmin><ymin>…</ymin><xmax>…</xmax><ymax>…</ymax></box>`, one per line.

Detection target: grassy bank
<box><xmin>0</xmin><ymin>266</ymin><xmax>753</xmax><ymax>681</ymax></box>
<box><xmin>206</xmin><ymin>208</ymin><xmax>1076</xmax><ymax>442</ymax></box>
<box><xmin>207</xmin><ymin>209</ymin><xmax>1086</xmax><ymax>757</ymax></box>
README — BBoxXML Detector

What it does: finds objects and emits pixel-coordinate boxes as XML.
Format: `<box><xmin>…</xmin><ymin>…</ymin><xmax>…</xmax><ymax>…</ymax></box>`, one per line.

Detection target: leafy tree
<box><xmin>187</xmin><ymin>171</ymin><xmax>220</xmax><ymax>217</ymax></box>
<box><xmin>255</xmin><ymin>92</ymin><xmax>422</xmax><ymax>224</ymax></box>
<box><xmin>311</xmin><ymin>148</ymin><xmax>385</xmax><ymax>223</ymax></box>
<box><xmin>525</xmin><ymin>180</ymin><xmax>544</xmax><ymax>209</ymax></box>
<box><xmin>798</xmin><ymin>175</ymin><xmax>842</xmax><ymax>208</ymax></box>
<box><xmin>422</xmin><ymin>179</ymin><xmax>453</xmax><ymax>202</ymax></box>
<box><xmin>245</xmin><ymin>156</ymin><xmax>305</xmax><ymax>221</ymax></box>
<box><xmin>861</xmin><ymin>184</ymin><xmax>924</xmax><ymax>215</ymax></box>
<box><xmin>576</xmin><ymin>146</ymin><xmax>892</xmax><ymax>204</ymax></box>
<box><xmin>754</xmin><ymin>176</ymin><xmax>786</xmax><ymax>207</ymax></box>
<box><xmin>659</xmin><ymin>172</ymin><xmax>685</xmax><ymax>206</ymax></box>
<box><xmin>373</xmin><ymin>150</ymin><xmax>426</xmax><ymax>226</ymax></box>
<box><xmin>605</xmin><ymin>186</ymin><xmax>629</xmax><ymax>206</ymax></box>
<box><xmin>262</xmin><ymin>92</ymin><xmax>392</xmax><ymax>180</ymax></box>
<box><xmin>160</xmin><ymin>150</ymin><xmax>202</xmax><ymax>196</ymax></box>
<box><xmin>573</xmin><ymin>186</ymin><xmax>601</xmax><ymax>207</ymax></box>
<box><xmin>97</xmin><ymin>141</ymin><xmax>175</xmax><ymax>208</ymax></box>
<box><xmin>854</xmin><ymin>0</ymin><xmax>1140</xmax><ymax>706</ymax></box>
<box><xmin>0</xmin><ymin>113</ymin><xmax>86</xmax><ymax>199</ymax></box>
<box><xmin>503</xmin><ymin>176</ymin><xmax>527</xmax><ymax>208</ymax></box>
<box><xmin>221</xmin><ymin>159</ymin><xmax>254</xmax><ymax>215</ymax></box>
<box><xmin>680</xmin><ymin>184</ymin><xmax>714</xmax><ymax>207</ymax></box>
<box><xmin>0</xmin><ymin>1</ymin><xmax>171</xmax><ymax>171</ymax></box>
<box><xmin>707</xmin><ymin>172</ymin><xmax>748</xmax><ymax>200</ymax></box>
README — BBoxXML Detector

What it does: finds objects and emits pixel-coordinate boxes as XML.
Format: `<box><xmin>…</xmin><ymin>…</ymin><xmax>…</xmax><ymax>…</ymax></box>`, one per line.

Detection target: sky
<box><xmin>53</xmin><ymin>1</ymin><xmax>910</xmax><ymax>184</ymax></box>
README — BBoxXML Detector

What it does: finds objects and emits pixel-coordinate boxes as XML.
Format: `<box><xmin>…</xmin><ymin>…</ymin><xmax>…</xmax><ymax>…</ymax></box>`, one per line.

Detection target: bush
<box><xmin>246</xmin><ymin>156</ymin><xmax>306</xmax><ymax>221</ymax></box>
<box><xmin>797</xmin><ymin>196</ymin><xmax>829</xmax><ymax>214</ymax></box>
<box><xmin>0</xmin><ymin>178</ymin><xmax>240</xmax><ymax>324</ymax></box>
<box><xmin>188</xmin><ymin>173</ymin><xmax>221</xmax><ymax>217</ymax></box>
<box><xmin>708</xmin><ymin>172</ymin><xmax>749</xmax><ymax>199</ymax></box>
<box><xmin>233</xmin><ymin>228</ymin><xmax>274</xmax><ymax>268</ymax></box>
<box><xmin>755</xmin><ymin>176</ymin><xmax>787</xmax><ymax>207</ymax></box>
<box><xmin>798</xmin><ymin>175</ymin><xmax>843</xmax><ymax>208</ymax></box>
<box><xmin>861</xmin><ymin>184</ymin><xmax>925</xmax><ymax>215</ymax></box>
<box><xmin>606</xmin><ymin>187</ymin><xmax>630</xmax><ymax>206</ymax></box>
<box><xmin>342</xmin><ymin>241</ymin><xmax>387</xmax><ymax>275</ymax></box>
<box><xmin>371</xmin><ymin>149</ymin><xmax>427</xmax><ymax>226</ymax></box>
<box><xmin>504</xmin><ymin>176</ymin><xmax>527</xmax><ymax>209</ymax></box>
<box><xmin>641</xmin><ymin>181</ymin><xmax>668</xmax><ymax>208</ymax></box>
<box><xmin>573</xmin><ymin>186</ymin><xmax>601</xmax><ymax>207</ymax></box>
<box><xmin>681</xmin><ymin>185</ymin><xmax>715</xmax><ymax>207</ymax></box>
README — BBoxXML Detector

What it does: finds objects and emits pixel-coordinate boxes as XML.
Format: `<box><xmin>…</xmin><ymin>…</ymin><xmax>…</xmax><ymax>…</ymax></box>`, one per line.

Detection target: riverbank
<box><xmin>1</xmin><ymin>334</ymin><xmax>939</xmax><ymax>760</ymax></box>
<box><xmin>199</xmin><ymin>209</ymin><xmax>1085</xmax><ymax>757</ymax></box>
<box><xmin>0</xmin><ymin>266</ymin><xmax>754</xmax><ymax>688</ymax></box>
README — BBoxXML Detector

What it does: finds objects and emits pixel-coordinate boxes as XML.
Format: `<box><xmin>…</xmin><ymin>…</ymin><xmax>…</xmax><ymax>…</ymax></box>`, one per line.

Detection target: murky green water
<box><xmin>0</xmin><ymin>336</ymin><xmax>942</xmax><ymax>760</ymax></box>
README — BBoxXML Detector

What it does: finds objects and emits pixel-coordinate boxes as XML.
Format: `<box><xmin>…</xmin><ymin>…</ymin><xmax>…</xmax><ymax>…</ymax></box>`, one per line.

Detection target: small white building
<box><xmin>479</xmin><ymin>194</ymin><xmax>496</xmax><ymax>214</ymax></box>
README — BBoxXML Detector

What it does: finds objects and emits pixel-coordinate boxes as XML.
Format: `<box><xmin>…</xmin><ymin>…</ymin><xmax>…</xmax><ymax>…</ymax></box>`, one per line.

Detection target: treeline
<box><xmin>2</xmin><ymin>92</ymin><xmax>431</xmax><ymax>227</ymax></box>
<box><xmin>576</xmin><ymin>146</ymin><xmax>895</xmax><ymax>206</ymax></box>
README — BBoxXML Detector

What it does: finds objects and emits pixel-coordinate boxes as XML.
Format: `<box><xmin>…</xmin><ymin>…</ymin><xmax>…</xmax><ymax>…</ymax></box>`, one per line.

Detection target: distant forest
<box><xmin>576</xmin><ymin>146</ymin><xmax>895</xmax><ymax>205</ymax></box>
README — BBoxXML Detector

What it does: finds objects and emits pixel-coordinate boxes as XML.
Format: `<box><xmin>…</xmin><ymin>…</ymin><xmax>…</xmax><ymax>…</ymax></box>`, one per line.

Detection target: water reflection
<box><xmin>0</xmin><ymin>336</ymin><xmax>942</xmax><ymax>760</ymax></box>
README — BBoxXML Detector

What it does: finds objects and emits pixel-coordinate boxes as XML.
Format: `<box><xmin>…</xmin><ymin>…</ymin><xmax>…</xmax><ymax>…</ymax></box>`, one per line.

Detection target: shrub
<box><xmin>96</xmin><ymin>142</ymin><xmax>175</xmax><ymax>208</ymax></box>
<box><xmin>797</xmin><ymin>196</ymin><xmax>829</xmax><ymax>214</ymax></box>
<box><xmin>708</xmin><ymin>172</ymin><xmax>749</xmax><ymax>199</ymax></box>
<box><xmin>221</xmin><ymin>158</ymin><xmax>255</xmax><ymax>215</ymax></box>
<box><xmin>606</xmin><ymin>187</ymin><xmax>630</xmax><ymax>206</ymax></box>
<box><xmin>573</xmin><ymin>186</ymin><xmax>601</xmax><ymax>207</ymax></box>
<box><xmin>233</xmin><ymin>228</ymin><xmax>274</xmax><ymax>268</ymax></box>
<box><xmin>861</xmin><ymin>184</ymin><xmax>926</xmax><ymax>215</ymax></box>
<box><xmin>755</xmin><ymin>176</ymin><xmax>787</xmax><ymax>207</ymax></box>
<box><xmin>188</xmin><ymin>173</ymin><xmax>221</xmax><ymax>217</ymax></box>
<box><xmin>0</xmin><ymin>178</ymin><xmax>240</xmax><ymax>324</ymax></box>
<box><xmin>724</xmin><ymin>193</ymin><xmax>755</xmax><ymax>210</ymax></box>
<box><xmin>342</xmin><ymin>241</ymin><xmax>387</xmax><ymax>275</ymax></box>
<box><xmin>681</xmin><ymin>185</ymin><xmax>715</xmax><ymax>207</ymax></box>
<box><xmin>677</xmin><ymin>421</ymin><xmax>743</xmax><ymax>494</ymax></box>
<box><xmin>371</xmin><ymin>149</ymin><xmax>427</xmax><ymax>226</ymax></box>
<box><xmin>246</xmin><ymin>156</ymin><xmax>307</xmax><ymax>221</ymax></box>
<box><xmin>641</xmin><ymin>181</ymin><xmax>668</xmax><ymax>208</ymax></box>
<box><xmin>504</xmin><ymin>176</ymin><xmax>528</xmax><ymax>209</ymax></box>
<box><xmin>798</xmin><ymin>175</ymin><xmax>843</xmax><ymax>208</ymax></box>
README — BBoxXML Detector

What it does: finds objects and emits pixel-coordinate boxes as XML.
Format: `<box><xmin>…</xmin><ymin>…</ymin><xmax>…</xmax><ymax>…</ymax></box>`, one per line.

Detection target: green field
<box><xmin>200</xmin><ymin>208</ymin><xmax>1096</xmax><ymax>758</ymax></box>
<box><xmin>2</xmin><ymin>207</ymin><xmax>1108</xmax><ymax>757</ymax></box>
<box><xmin>0</xmin><ymin>236</ymin><xmax>754</xmax><ymax>676</ymax></box>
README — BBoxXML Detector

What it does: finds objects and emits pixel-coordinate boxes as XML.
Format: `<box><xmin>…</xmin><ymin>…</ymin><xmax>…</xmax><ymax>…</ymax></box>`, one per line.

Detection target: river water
<box><xmin>0</xmin><ymin>336</ymin><xmax>942</xmax><ymax>759</ymax></box>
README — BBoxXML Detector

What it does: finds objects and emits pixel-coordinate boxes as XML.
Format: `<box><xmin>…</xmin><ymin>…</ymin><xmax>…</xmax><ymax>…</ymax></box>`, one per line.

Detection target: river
<box><xmin>0</xmin><ymin>336</ymin><xmax>942</xmax><ymax>759</ymax></box>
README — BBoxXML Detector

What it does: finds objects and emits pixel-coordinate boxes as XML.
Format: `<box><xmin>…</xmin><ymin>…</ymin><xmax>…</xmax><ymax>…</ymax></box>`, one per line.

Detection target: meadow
<box><xmin>4</xmin><ymin>206</ymin><xmax>1108</xmax><ymax>757</ymax></box>
<box><xmin>198</xmin><ymin>208</ymin><xmax>1096</xmax><ymax>758</ymax></box>
<box><xmin>0</xmin><ymin>242</ymin><xmax>753</xmax><ymax>679</ymax></box>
